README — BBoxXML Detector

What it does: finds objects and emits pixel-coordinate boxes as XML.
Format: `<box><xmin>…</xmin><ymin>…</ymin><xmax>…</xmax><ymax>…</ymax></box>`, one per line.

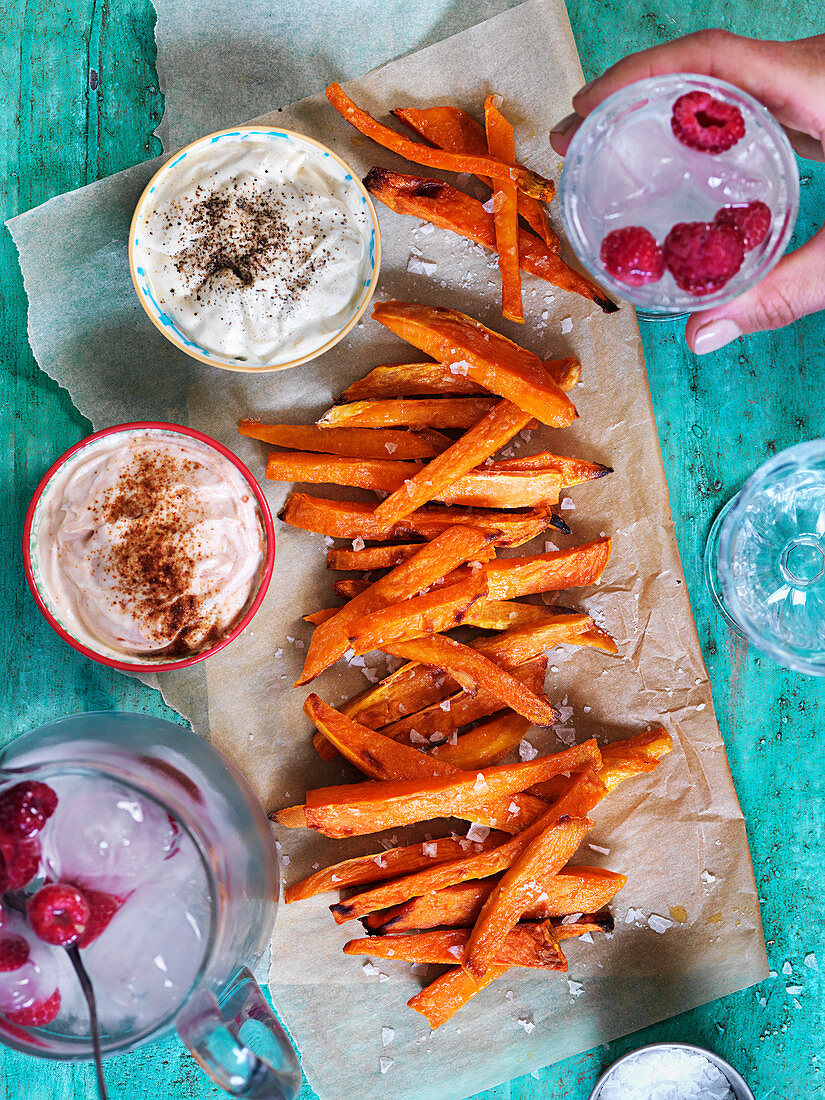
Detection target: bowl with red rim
<box><xmin>561</xmin><ymin>73</ymin><xmax>799</xmax><ymax>317</ymax></box>
<box><xmin>22</xmin><ymin>422</ymin><xmax>275</xmax><ymax>673</ymax></box>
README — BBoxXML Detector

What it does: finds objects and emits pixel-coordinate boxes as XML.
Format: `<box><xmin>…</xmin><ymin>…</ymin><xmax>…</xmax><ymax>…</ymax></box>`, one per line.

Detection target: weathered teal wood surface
<box><xmin>2</xmin><ymin>1</ymin><xmax>823</xmax><ymax>1098</ymax></box>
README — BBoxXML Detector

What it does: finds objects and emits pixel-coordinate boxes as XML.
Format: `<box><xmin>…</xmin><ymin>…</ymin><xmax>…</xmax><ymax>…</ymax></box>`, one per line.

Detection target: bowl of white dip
<box><xmin>23</xmin><ymin>423</ymin><xmax>275</xmax><ymax>671</ymax></box>
<box><xmin>129</xmin><ymin>126</ymin><xmax>381</xmax><ymax>372</ymax></box>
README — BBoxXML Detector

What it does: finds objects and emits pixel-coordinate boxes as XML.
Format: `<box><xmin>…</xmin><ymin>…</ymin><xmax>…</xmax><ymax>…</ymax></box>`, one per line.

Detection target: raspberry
<box><xmin>0</xmin><ymin>782</ymin><xmax>57</xmax><ymax>839</ymax></box>
<box><xmin>714</xmin><ymin>201</ymin><xmax>771</xmax><ymax>250</ymax></box>
<box><xmin>663</xmin><ymin>221</ymin><xmax>745</xmax><ymax>295</ymax></box>
<box><xmin>671</xmin><ymin>91</ymin><xmax>745</xmax><ymax>154</ymax></box>
<box><xmin>27</xmin><ymin>884</ymin><xmax>90</xmax><ymax>947</ymax></box>
<box><xmin>4</xmin><ymin>989</ymin><xmax>61</xmax><ymax>1027</ymax></box>
<box><xmin>75</xmin><ymin>888</ymin><xmax>123</xmax><ymax>949</ymax></box>
<box><xmin>0</xmin><ymin>935</ymin><xmax>29</xmax><ymax>972</ymax></box>
<box><xmin>600</xmin><ymin>226</ymin><xmax>665</xmax><ymax>286</ymax></box>
<box><xmin>0</xmin><ymin>834</ymin><xmax>41</xmax><ymax>892</ymax></box>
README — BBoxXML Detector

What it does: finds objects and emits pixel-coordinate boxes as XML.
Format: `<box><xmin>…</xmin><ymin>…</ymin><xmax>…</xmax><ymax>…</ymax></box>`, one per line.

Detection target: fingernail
<box><xmin>573</xmin><ymin>79</ymin><xmax>595</xmax><ymax>100</ymax></box>
<box><xmin>692</xmin><ymin>318</ymin><xmax>742</xmax><ymax>355</ymax></box>
<box><xmin>550</xmin><ymin>112</ymin><xmax>578</xmax><ymax>137</ymax></box>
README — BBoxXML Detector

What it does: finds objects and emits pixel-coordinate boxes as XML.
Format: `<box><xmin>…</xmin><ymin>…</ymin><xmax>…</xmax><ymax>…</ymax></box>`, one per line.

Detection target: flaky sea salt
<box><xmin>648</xmin><ymin>913</ymin><xmax>672</xmax><ymax>934</ymax></box>
<box><xmin>382</xmin><ymin>1027</ymin><xmax>394</xmax><ymax>1047</ymax></box>
<box><xmin>560</xmin><ymin>317</ymin><xmax>573</xmax><ymax>334</ymax></box>
<box><xmin>517</xmin><ymin>1016</ymin><xmax>535</xmax><ymax>1033</ymax></box>
<box><xmin>352</xmin><ymin>536</ymin><xmax>365</xmax><ymax>551</ymax></box>
<box><xmin>700</xmin><ymin>870</ymin><xmax>716</xmax><ymax>885</ymax></box>
<box><xmin>805</xmin><ymin>953</ymin><xmax>819</xmax><ymax>971</ymax></box>
<box><xmin>362</xmin><ymin>962</ymin><xmax>379</xmax><ymax>976</ymax></box>
<box><xmin>519</xmin><ymin>739</ymin><xmax>538</xmax><ymax>761</ymax></box>
<box><xmin>567</xmin><ymin>979</ymin><xmax>584</xmax><ymax>997</ymax></box>
<box><xmin>598</xmin><ymin>1047</ymin><xmax>734</xmax><ymax>1100</ymax></box>
<box><xmin>588</xmin><ymin>842</ymin><xmax>610</xmax><ymax>855</ymax></box>
<box><xmin>466</xmin><ymin>823</ymin><xmax>490</xmax><ymax>843</ymax></box>
<box><xmin>449</xmin><ymin>360</ymin><xmax>472</xmax><ymax>375</ymax></box>
<box><xmin>422</xmin><ymin>842</ymin><xmax>438</xmax><ymax>858</ymax></box>
<box><xmin>482</xmin><ymin>196</ymin><xmax>496</xmax><ymax>213</ymax></box>
<box><xmin>379</xmin><ymin>1057</ymin><xmax>393</xmax><ymax>1074</ymax></box>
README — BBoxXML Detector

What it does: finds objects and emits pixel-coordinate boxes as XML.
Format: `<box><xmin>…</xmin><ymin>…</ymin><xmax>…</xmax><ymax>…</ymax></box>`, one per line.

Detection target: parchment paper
<box><xmin>8</xmin><ymin>2</ymin><xmax>768</xmax><ymax>1097</ymax></box>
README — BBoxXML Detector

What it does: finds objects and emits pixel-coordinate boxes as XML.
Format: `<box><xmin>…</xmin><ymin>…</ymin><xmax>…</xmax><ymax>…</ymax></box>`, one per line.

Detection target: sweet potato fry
<box><xmin>461</xmin><ymin>603</ymin><xmax>589</xmax><ymax>632</ymax></box>
<box><xmin>283</xmin><ymin>832</ymin><xmax>505</xmax><ymax>904</ymax></box>
<box><xmin>332</xmin><ymin>578</ymin><xmax>372</xmax><ymax>599</ymax></box>
<box><xmin>279</xmin><ymin>493</ymin><xmax>567</xmax><ymax>545</ymax></box>
<box><xmin>361</xmin><ymin>866</ymin><xmax>627</xmax><ymax>933</ymax></box>
<box><xmin>391</xmin><ymin>105</ymin><xmax>559</xmax><ymax>250</ymax></box>
<box><xmin>372</xmin><ymin>399</ymin><xmax>532</xmax><ymax>526</ymax></box>
<box><xmin>474</xmin><ymin>617</ymin><xmax>617</xmax><ymax>664</ymax></box>
<box><xmin>326</xmin><ymin>543</ymin><xmax>425</xmax><ymax>571</ymax></box>
<box><xmin>348</xmin><ymin>576</ymin><xmax>488</xmax><ymax>655</ymax></box>
<box><xmin>372</xmin><ymin>301</ymin><xmax>577</xmax><ymax>428</ymax></box>
<box><xmin>407</xmin><ymin>915</ymin><xmax>611</xmax><ymax>1027</ymax></box>
<box><xmin>317</xmin><ymin>396</ymin><xmax>497</xmax><ymax>430</ymax></box>
<box><xmin>340</xmin><ymin>357</ymin><xmax>578</xmax><ymax>400</ymax></box>
<box><xmin>343</xmin><ymin>661</ymin><xmax>460</xmax><ymax>729</ymax></box>
<box><xmin>344</xmin><ymin>921</ymin><xmax>566</xmax><ymax>969</ymax></box>
<box><xmin>484</xmin><ymin>95</ymin><xmax>523</xmax><ymax>322</ymax></box>
<box><xmin>432</xmin><ymin>710</ymin><xmax>532</xmax><ymax>769</ymax></box>
<box><xmin>266</xmin><ymin>452</ymin><xmax>569</xmax><ymax>509</ymax></box>
<box><xmin>342</xmin><ymin>362</ymin><xmax>489</xmax><ymax>400</ymax></box>
<box><xmin>364</xmin><ymin>171</ymin><xmax>617</xmax><ymax>312</ymax></box>
<box><xmin>408</xmin><ymin>964</ymin><xmax>510</xmax><ymax>1029</ymax></box>
<box><xmin>297</xmin><ymin>525</ymin><xmax>492</xmax><ymax>685</ymax></box>
<box><xmin>330</xmin><ymin>809</ymin><xmax>592</xmax><ymax>924</ymax></box>
<box><xmin>464</xmin><ymin>774</ymin><xmax>603</xmax><ymax>978</ymax></box>
<box><xmin>305</xmin><ymin>742</ymin><xmax>599</xmax><ymax>839</ymax></box>
<box><xmin>326</xmin><ymin>83</ymin><xmax>555</xmax><ymax>201</ymax></box>
<box><xmin>488</xmin><ymin>452</ymin><xmax>611</xmax><ymax>481</ymax></box>
<box><xmin>381</xmin><ymin>634</ymin><xmax>559</xmax><ymax>727</ymax></box>
<box><xmin>379</xmin><ymin>655</ymin><xmax>548</xmax><ymax>744</ymax></box>
<box><xmin>237</xmin><ymin>421</ymin><xmax>451</xmax><ymax>460</ymax></box>
<box><xmin>303</xmin><ymin>694</ymin><xmax>547</xmax><ymax>834</ymax></box>
<box><xmin>466</xmin><ymin>538</ymin><xmax>612</xmax><ymax>600</ymax></box>
<box><xmin>531</xmin><ymin>727</ymin><xmax>673</xmax><ymax>801</ymax></box>
<box><xmin>271</xmin><ymin>804</ymin><xmax>307</xmax><ymax>828</ymax></box>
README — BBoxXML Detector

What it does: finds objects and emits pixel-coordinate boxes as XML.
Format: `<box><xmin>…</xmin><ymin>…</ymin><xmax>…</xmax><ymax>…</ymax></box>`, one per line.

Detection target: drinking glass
<box><xmin>0</xmin><ymin>712</ymin><xmax>302</xmax><ymax>1098</ymax></box>
<box><xmin>561</xmin><ymin>73</ymin><xmax>799</xmax><ymax>319</ymax></box>
<box><xmin>705</xmin><ymin>440</ymin><xmax>825</xmax><ymax>675</ymax></box>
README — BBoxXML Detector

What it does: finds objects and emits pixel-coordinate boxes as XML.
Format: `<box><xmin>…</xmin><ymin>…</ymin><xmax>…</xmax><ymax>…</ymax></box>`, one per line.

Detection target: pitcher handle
<box><xmin>177</xmin><ymin>967</ymin><xmax>302</xmax><ymax>1099</ymax></box>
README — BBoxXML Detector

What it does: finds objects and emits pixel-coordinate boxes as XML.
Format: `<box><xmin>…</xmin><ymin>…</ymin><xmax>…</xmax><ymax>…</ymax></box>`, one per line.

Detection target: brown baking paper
<box><xmin>9</xmin><ymin>1</ymin><xmax>767</xmax><ymax>1096</ymax></box>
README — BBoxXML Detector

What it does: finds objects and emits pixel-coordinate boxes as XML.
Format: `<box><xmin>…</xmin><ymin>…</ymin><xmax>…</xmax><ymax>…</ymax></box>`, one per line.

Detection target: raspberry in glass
<box><xmin>600</xmin><ymin>226</ymin><xmax>665</xmax><ymax>286</ymax></box>
<box><xmin>27</xmin><ymin>884</ymin><xmax>90</xmax><ymax>947</ymax></box>
<box><xmin>714</xmin><ymin>201</ymin><xmax>772</xmax><ymax>250</ymax></box>
<box><xmin>663</xmin><ymin>221</ymin><xmax>745</xmax><ymax>295</ymax></box>
<box><xmin>0</xmin><ymin>935</ymin><xmax>29</xmax><ymax>973</ymax></box>
<box><xmin>3</xmin><ymin>988</ymin><xmax>61</xmax><ymax>1027</ymax></box>
<box><xmin>0</xmin><ymin>834</ymin><xmax>41</xmax><ymax>893</ymax></box>
<box><xmin>75</xmin><ymin>888</ymin><xmax>123</xmax><ymax>949</ymax></box>
<box><xmin>671</xmin><ymin>91</ymin><xmax>745</xmax><ymax>154</ymax></box>
<box><xmin>0</xmin><ymin>782</ymin><xmax>57</xmax><ymax>840</ymax></box>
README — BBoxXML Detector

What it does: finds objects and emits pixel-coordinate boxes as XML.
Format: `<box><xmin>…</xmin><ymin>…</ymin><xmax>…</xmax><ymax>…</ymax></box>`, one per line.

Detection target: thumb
<box><xmin>687</xmin><ymin>226</ymin><xmax>825</xmax><ymax>354</ymax></box>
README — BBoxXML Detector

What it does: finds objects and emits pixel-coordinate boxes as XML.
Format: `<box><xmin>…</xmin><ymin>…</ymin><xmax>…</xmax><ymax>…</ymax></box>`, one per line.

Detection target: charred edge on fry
<box><xmin>548</xmin><ymin>512</ymin><xmax>572</xmax><ymax>535</ymax></box>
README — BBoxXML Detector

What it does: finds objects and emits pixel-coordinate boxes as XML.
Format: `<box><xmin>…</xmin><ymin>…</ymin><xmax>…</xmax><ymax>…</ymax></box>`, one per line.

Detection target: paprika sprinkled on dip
<box><xmin>24</xmin><ymin>424</ymin><xmax>273</xmax><ymax>669</ymax></box>
<box><xmin>130</xmin><ymin>127</ymin><xmax>381</xmax><ymax>371</ymax></box>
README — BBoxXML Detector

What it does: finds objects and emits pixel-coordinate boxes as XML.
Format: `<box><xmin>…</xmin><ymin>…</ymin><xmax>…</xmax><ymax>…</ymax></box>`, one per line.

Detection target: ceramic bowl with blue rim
<box><xmin>129</xmin><ymin>126</ymin><xmax>382</xmax><ymax>373</ymax></box>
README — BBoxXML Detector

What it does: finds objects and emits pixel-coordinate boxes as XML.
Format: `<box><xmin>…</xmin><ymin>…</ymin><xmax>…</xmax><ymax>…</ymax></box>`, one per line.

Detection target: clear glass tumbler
<box><xmin>705</xmin><ymin>440</ymin><xmax>825</xmax><ymax>675</ymax></box>
<box><xmin>0</xmin><ymin>712</ymin><xmax>301</xmax><ymax>1098</ymax></box>
<box><xmin>561</xmin><ymin>73</ymin><xmax>799</xmax><ymax>318</ymax></box>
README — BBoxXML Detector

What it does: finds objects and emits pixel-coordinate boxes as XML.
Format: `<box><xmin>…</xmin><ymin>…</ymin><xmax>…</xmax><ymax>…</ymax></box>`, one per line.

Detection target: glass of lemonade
<box><xmin>561</xmin><ymin>73</ymin><xmax>799</xmax><ymax>317</ymax></box>
<box><xmin>0</xmin><ymin>713</ymin><xmax>301</xmax><ymax>1098</ymax></box>
<box><xmin>705</xmin><ymin>441</ymin><xmax>825</xmax><ymax>675</ymax></box>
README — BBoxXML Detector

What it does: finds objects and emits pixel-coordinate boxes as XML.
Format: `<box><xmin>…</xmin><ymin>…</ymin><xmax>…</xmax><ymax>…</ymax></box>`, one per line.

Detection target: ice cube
<box><xmin>82</xmin><ymin>866</ymin><xmax>210</xmax><ymax>1032</ymax></box>
<box><xmin>44</xmin><ymin>777</ymin><xmax>178</xmax><ymax>895</ymax></box>
<box><xmin>0</xmin><ymin>914</ymin><xmax>60</xmax><ymax>1014</ymax></box>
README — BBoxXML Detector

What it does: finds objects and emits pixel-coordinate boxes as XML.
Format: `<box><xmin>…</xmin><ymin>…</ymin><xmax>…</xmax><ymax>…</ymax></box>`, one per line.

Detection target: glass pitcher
<box><xmin>0</xmin><ymin>712</ymin><xmax>301</xmax><ymax>1099</ymax></box>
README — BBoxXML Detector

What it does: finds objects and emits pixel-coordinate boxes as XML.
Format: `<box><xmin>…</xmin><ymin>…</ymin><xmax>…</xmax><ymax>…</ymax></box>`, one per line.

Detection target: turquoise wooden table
<box><xmin>2</xmin><ymin>1</ymin><xmax>823</xmax><ymax>1097</ymax></box>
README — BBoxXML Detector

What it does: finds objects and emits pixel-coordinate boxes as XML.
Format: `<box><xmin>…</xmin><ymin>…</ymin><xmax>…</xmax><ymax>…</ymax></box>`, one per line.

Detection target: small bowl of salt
<box><xmin>589</xmin><ymin>1042</ymin><xmax>755</xmax><ymax>1100</ymax></box>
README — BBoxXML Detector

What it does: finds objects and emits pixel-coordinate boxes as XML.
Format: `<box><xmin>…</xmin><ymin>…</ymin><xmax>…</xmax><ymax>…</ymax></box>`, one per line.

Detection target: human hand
<box><xmin>550</xmin><ymin>30</ymin><xmax>825</xmax><ymax>353</ymax></box>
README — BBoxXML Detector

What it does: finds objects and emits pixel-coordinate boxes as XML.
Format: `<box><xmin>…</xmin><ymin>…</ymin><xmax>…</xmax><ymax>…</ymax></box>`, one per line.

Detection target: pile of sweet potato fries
<box><xmin>325</xmin><ymin>83</ymin><xmax>617</xmax><ymax>318</ymax></box>
<box><xmin>239</xmin><ymin>299</ymin><xmax>671</xmax><ymax>1028</ymax></box>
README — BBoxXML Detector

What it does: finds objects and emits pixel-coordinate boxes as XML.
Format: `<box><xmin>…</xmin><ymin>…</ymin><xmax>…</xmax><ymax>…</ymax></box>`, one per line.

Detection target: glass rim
<box><xmin>716</xmin><ymin>438</ymin><xmax>825</xmax><ymax>675</ymax></box>
<box><xmin>561</xmin><ymin>71</ymin><xmax>800</xmax><ymax>315</ymax></box>
<box><xmin>0</xmin><ymin>756</ymin><xmax>219</xmax><ymax>1059</ymax></box>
